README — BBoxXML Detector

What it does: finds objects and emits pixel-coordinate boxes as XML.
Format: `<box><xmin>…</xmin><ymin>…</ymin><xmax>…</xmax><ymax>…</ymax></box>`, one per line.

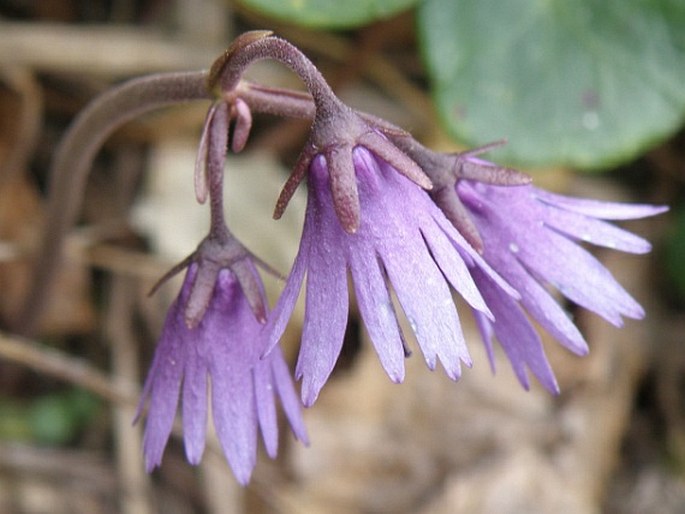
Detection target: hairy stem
<box><xmin>206</xmin><ymin>102</ymin><xmax>230</xmax><ymax>240</ymax></box>
<box><xmin>238</xmin><ymin>81</ymin><xmax>314</xmax><ymax>119</ymax></box>
<box><xmin>214</xmin><ymin>34</ymin><xmax>341</xmax><ymax>118</ymax></box>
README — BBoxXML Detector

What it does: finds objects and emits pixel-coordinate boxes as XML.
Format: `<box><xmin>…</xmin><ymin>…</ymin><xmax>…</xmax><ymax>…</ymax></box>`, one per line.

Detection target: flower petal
<box><xmin>349</xmin><ymin>249</ymin><xmax>405</xmax><ymax>383</ymax></box>
<box><xmin>181</xmin><ymin>342</ymin><xmax>208</xmax><ymax>465</ymax></box>
<box><xmin>512</xmin><ymin>263</ymin><xmax>588</xmax><ymax>356</ymax></box>
<box><xmin>539</xmin><ymin>201</ymin><xmax>653</xmax><ymax>254</ymax></box>
<box><xmin>518</xmin><ymin>228</ymin><xmax>644</xmax><ymax>325</ymax></box>
<box><xmin>472</xmin><ymin>267</ymin><xmax>559</xmax><ymax>394</ymax></box>
<box><xmin>263</xmin><ymin>225</ymin><xmax>310</xmax><ymax>355</ymax></box>
<box><xmin>270</xmin><ymin>346</ymin><xmax>309</xmax><ymax>445</ymax></box>
<box><xmin>140</xmin><ymin>308</ymin><xmax>185</xmax><ymax>471</ymax></box>
<box><xmin>296</xmin><ymin>236</ymin><xmax>349</xmax><ymax>406</ymax></box>
<box><xmin>420</xmin><ymin>218</ymin><xmax>491</xmax><ymax>317</ymax></box>
<box><xmin>461</xmin><ymin>181</ymin><xmax>645</xmax><ymax>326</ymax></box>
<box><xmin>211</xmin><ymin>369</ymin><xmax>257</xmax><ymax>485</ymax></box>
<box><xmin>472</xmin><ymin>220</ymin><xmax>589</xmax><ymax>356</ymax></box>
<box><xmin>253</xmin><ymin>359</ymin><xmax>278</xmax><ymax>458</ymax></box>
<box><xmin>380</xmin><ymin>234</ymin><xmax>471</xmax><ymax>379</ymax></box>
<box><xmin>534</xmin><ymin>189</ymin><xmax>668</xmax><ymax>220</ymax></box>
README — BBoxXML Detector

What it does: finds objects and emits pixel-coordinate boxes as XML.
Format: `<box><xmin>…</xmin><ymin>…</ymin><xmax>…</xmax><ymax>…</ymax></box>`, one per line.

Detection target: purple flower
<box><xmin>266</xmin><ymin>146</ymin><xmax>516</xmax><ymax>406</ymax></box>
<box><xmin>457</xmin><ymin>179</ymin><xmax>667</xmax><ymax>392</ymax></box>
<box><xmin>136</xmin><ymin>262</ymin><xmax>308</xmax><ymax>485</ymax></box>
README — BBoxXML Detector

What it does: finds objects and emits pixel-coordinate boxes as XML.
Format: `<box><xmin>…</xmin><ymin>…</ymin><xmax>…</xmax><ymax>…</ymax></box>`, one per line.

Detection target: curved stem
<box><xmin>216</xmin><ymin>35</ymin><xmax>341</xmax><ymax>118</ymax></box>
<box><xmin>14</xmin><ymin>71</ymin><xmax>211</xmax><ymax>335</ymax></box>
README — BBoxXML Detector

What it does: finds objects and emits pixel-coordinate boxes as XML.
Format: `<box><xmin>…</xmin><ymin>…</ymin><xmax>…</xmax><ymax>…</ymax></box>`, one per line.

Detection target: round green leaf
<box><xmin>239</xmin><ymin>0</ymin><xmax>419</xmax><ymax>29</ymax></box>
<box><xmin>418</xmin><ymin>0</ymin><xmax>685</xmax><ymax>169</ymax></box>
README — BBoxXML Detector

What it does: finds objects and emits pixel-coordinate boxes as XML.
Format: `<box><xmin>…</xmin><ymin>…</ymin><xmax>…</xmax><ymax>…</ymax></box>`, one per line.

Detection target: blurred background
<box><xmin>0</xmin><ymin>1</ymin><xmax>683</xmax><ymax>513</ymax></box>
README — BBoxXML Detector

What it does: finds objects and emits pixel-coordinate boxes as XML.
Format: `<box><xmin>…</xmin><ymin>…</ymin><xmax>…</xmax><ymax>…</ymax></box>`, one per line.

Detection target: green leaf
<box><xmin>0</xmin><ymin>389</ymin><xmax>100</xmax><ymax>445</ymax></box>
<box><xmin>28</xmin><ymin>389</ymin><xmax>100</xmax><ymax>445</ymax></box>
<box><xmin>239</xmin><ymin>0</ymin><xmax>419</xmax><ymax>29</ymax></box>
<box><xmin>418</xmin><ymin>0</ymin><xmax>685</xmax><ymax>169</ymax></box>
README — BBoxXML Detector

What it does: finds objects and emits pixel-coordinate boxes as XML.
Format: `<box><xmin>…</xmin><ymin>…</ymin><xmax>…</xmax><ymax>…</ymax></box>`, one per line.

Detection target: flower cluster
<box><xmin>132</xmin><ymin>32</ymin><xmax>666</xmax><ymax>483</ymax></box>
<box><xmin>265</xmin><ymin>146</ymin><xmax>517</xmax><ymax>406</ymax></box>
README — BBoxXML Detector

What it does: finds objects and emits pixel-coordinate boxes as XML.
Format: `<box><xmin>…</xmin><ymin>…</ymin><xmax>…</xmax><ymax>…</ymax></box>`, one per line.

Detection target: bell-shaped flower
<box><xmin>457</xmin><ymin>179</ymin><xmax>667</xmax><ymax>392</ymax></box>
<box><xmin>136</xmin><ymin>260</ymin><xmax>308</xmax><ymax>485</ymax></box>
<box><xmin>266</xmin><ymin>146</ymin><xmax>516</xmax><ymax>406</ymax></box>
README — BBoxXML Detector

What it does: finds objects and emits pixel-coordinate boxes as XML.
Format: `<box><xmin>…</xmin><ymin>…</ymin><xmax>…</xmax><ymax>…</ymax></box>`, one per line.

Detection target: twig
<box><xmin>0</xmin><ymin>330</ymin><xmax>226</xmax><ymax>462</ymax></box>
<box><xmin>0</xmin><ymin>443</ymin><xmax>117</xmax><ymax>488</ymax></box>
<box><xmin>105</xmin><ymin>277</ymin><xmax>152</xmax><ymax>514</ymax></box>
<box><xmin>0</xmin><ymin>331</ymin><xmax>135</xmax><ymax>404</ymax></box>
<box><xmin>0</xmin><ymin>22</ymin><xmax>221</xmax><ymax>77</ymax></box>
<box><xmin>85</xmin><ymin>243</ymin><xmax>172</xmax><ymax>281</ymax></box>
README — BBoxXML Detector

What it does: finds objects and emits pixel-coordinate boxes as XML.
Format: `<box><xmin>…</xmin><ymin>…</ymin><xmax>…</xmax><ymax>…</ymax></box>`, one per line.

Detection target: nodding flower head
<box><xmin>136</xmin><ymin>75</ymin><xmax>310</xmax><ymax>484</ymax></box>
<box><xmin>264</xmin><ymin>142</ymin><xmax>518</xmax><ymax>406</ymax></box>
<box><xmin>458</xmin><ymin>179</ymin><xmax>667</xmax><ymax>392</ymax></box>
<box><xmin>398</xmin><ymin>140</ymin><xmax>667</xmax><ymax>393</ymax></box>
<box><xmin>135</xmin><ymin>236</ymin><xmax>307</xmax><ymax>485</ymax></box>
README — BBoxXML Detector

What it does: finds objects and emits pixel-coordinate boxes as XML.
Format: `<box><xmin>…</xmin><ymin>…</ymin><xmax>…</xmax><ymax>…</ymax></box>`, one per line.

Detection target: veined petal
<box><xmin>462</xmin><ymin>180</ymin><xmax>645</xmax><ymax>325</ymax></box>
<box><xmin>253</xmin><ymin>359</ymin><xmax>278</xmax><ymax>458</ymax></box>
<box><xmin>204</xmin><ymin>271</ymin><xmax>261</xmax><ymax>484</ymax></box>
<box><xmin>472</xmin><ymin>267</ymin><xmax>559</xmax><ymax>394</ymax></box>
<box><xmin>139</xmin><ymin>250</ymin><xmax>306</xmax><ymax>484</ymax></box>
<box><xmin>518</xmin><ymin>228</ymin><xmax>644</xmax><ymax>324</ymax></box>
<box><xmin>371</xmin><ymin>151</ymin><xmax>514</xmax><ymax>309</ymax></box>
<box><xmin>140</xmin><ymin>308</ymin><xmax>185</xmax><ymax>471</ymax></box>
<box><xmin>296</xmin><ymin>235</ymin><xmax>349</xmax><ymax>406</ymax></box>
<box><xmin>270</xmin><ymin>346</ymin><xmax>309</xmax><ymax>445</ymax></box>
<box><xmin>428</xmin><ymin>195</ymin><xmax>520</xmax><ymax>301</ymax></box>
<box><xmin>211</xmin><ymin>368</ymin><xmax>257</xmax><ymax>485</ymax></box>
<box><xmin>534</xmin><ymin>189</ymin><xmax>668</xmax><ymax>220</ymax></box>
<box><xmin>511</xmin><ymin>262</ymin><xmax>589</xmax><ymax>356</ymax></box>
<box><xmin>263</xmin><ymin>225</ymin><xmax>310</xmax><ymax>355</ymax></box>
<box><xmin>420</xmin><ymin>220</ymin><xmax>491</xmax><ymax>318</ymax></box>
<box><xmin>349</xmin><ymin>248</ymin><xmax>405</xmax><ymax>383</ymax></box>
<box><xmin>539</xmin><ymin>202</ymin><xmax>653</xmax><ymax>254</ymax></box>
<box><xmin>181</xmin><ymin>343</ymin><xmax>208</xmax><ymax>465</ymax></box>
<box><xmin>475</xmin><ymin>222</ymin><xmax>589</xmax><ymax>356</ymax></box>
<box><xmin>353</xmin><ymin>152</ymin><xmax>465</xmax><ymax>372</ymax></box>
<box><xmin>380</xmin><ymin>231</ymin><xmax>471</xmax><ymax>379</ymax></box>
